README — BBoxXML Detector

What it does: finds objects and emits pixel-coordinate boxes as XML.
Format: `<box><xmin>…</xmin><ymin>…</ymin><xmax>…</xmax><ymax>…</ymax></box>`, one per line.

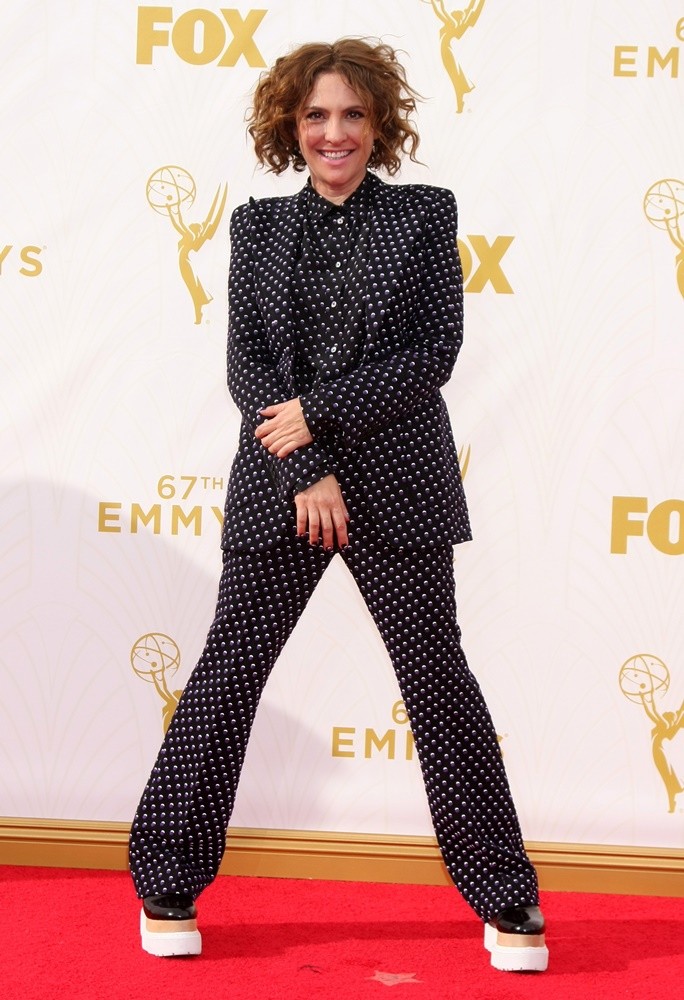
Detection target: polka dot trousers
<box><xmin>129</xmin><ymin>531</ymin><xmax>539</xmax><ymax>922</ymax></box>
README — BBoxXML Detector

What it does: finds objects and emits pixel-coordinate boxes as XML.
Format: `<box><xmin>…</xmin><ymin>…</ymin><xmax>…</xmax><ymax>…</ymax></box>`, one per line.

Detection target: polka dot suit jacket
<box><xmin>222</xmin><ymin>172</ymin><xmax>472</xmax><ymax>551</ymax></box>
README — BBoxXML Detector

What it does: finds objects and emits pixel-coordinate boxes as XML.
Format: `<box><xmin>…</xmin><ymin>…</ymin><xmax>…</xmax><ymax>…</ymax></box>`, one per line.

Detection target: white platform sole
<box><xmin>140</xmin><ymin>908</ymin><xmax>202</xmax><ymax>957</ymax></box>
<box><xmin>484</xmin><ymin>921</ymin><xmax>549</xmax><ymax>972</ymax></box>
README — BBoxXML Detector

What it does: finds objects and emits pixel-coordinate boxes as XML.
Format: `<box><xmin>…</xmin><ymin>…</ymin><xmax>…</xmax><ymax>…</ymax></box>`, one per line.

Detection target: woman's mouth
<box><xmin>319</xmin><ymin>150</ymin><xmax>352</xmax><ymax>160</ymax></box>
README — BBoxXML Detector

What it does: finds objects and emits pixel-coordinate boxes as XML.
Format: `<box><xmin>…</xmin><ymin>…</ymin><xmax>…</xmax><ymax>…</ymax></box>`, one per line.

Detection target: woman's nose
<box><xmin>324</xmin><ymin>116</ymin><xmax>345</xmax><ymax>142</ymax></box>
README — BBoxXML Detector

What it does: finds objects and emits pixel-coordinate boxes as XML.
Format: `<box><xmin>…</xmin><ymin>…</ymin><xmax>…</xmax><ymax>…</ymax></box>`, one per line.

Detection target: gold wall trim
<box><xmin>1</xmin><ymin>818</ymin><xmax>682</xmax><ymax>897</ymax></box>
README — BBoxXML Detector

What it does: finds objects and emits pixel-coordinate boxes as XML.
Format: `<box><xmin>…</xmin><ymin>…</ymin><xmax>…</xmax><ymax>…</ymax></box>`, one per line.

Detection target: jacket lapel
<box><xmin>363</xmin><ymin>175</ymin><xmax>418</xmax><ymax>347</ymax></box>
<box><xmin>254</xmin><ymin>188</ymin><xmax>306</xmax><ymax>395</ymax></box>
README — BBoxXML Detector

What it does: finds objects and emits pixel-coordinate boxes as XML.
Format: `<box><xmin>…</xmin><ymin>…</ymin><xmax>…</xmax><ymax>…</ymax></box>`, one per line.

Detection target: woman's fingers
<box><xmin>276</xmin><ymin>440</ymin><xmax>300</xmax><ymax>458</ymax></box>
<box><xmin>255</xmin><ymin>398</ymin><xmax>313</xmax><ymax>454</ymax></box>
<box><xmin>256</xmin><ymin>425</ymin><xmax>299</xmax><ymax>455</ymax></box>
<box><xmin>258</xmin><ymin>403</ymin><xmax>283</xmax><ymax>418</ymax></box>
<box><xmin>319</xmin><ymin>510</ymin><xmax>333</xmax><ymax>550</ymax></box>
<box><xmin>296</xmin><ymin>499</ymin><xmax>308</xmax><ymax>538</ymax></box>
<box><xmin>332</xmin><ymin>508</ymin><xmax>349</xmax><ymax>548</ymax></box>
<box><xmin>307</xmin><ymin>509</ymin><xmax>321</xmax><ymax>545</ymax></box>
<box><xmin>256</xmin><ymin>423</ymin><xmax>308</xmax><ymax>455</ymax></box>
<box><xmin>294</xmin><ymin>475</ymin><xmax>349</xmax><ymax>549</ymax></box>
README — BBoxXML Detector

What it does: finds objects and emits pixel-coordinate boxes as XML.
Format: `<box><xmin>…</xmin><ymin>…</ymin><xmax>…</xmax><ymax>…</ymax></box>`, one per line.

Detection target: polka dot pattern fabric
<box><xmin>222</xmin><ymin>173</ymin><xmax>472</xmax><ymax>552</ymax></box>
<box><xmin>129</xmin><ymin>531</ymin><xmax>539</xmax><ymax>922</ymax></box>
<box><xmin>292</xmin><ymin>178</ymin><xmax>369</xmax><ymax>396</ymax></box>
<box><xmin>129</xmin><ymin>171</ymin><xmax>540</xmax><ymax>924</ymax></box>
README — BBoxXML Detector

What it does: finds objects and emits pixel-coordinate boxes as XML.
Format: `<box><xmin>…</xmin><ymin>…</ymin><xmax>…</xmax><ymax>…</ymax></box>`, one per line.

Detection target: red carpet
<box><xmin>2</xmin><ymin>866</ymin><xmax>682</xmax><ymax>999</ymax></box>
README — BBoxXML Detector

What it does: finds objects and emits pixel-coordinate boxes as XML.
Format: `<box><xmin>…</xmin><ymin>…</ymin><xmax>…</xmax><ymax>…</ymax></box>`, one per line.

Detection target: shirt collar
<box><xmin>305</xmin><ymin>173</ymin><xmax>371</xmax><ymax>224</ymax></box>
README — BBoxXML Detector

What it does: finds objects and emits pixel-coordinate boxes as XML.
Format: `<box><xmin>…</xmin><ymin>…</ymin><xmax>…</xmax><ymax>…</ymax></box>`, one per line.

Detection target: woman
<box><xmin>129</xmin><ymin>38</ymin><xmax>548</xmax><ymax>973</ymax></box>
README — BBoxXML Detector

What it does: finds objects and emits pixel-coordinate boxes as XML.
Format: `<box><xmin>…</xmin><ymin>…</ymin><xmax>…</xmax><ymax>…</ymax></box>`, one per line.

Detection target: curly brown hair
<box><xmin>247</xmin><ymin>39</ymin><xmax>421</xmax><ymax>176</ymax></box>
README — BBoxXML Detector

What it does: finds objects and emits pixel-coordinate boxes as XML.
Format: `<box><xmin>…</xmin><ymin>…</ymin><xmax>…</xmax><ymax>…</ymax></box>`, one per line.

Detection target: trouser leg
<box><xmin>129</xmin><ymin>536</ymin><xmax>330</xmax><ymax>899</ymax></box>
<box><xmin>343</xmin><ymin>537</ymin><xmax>539</xmax><ymax>922</ymax></box>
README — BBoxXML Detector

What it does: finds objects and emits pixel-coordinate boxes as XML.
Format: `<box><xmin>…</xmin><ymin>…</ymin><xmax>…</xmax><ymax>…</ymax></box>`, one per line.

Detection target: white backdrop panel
<box><xmin>1</xmin><ymin>1</ymin><xmax>683</xmax><ymax>850</ymax></box>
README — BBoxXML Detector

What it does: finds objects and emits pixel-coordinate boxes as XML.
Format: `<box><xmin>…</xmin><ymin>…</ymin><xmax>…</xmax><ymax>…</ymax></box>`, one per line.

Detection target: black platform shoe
<box><xmin>140</xmin><ymin>894</ymin><xmax>201</xmax><ymax>957</ymax></box>
<box><xmin>484</xmin><ymin>904</ymin><xmax>548</xmax><ymax>972</ymax></box>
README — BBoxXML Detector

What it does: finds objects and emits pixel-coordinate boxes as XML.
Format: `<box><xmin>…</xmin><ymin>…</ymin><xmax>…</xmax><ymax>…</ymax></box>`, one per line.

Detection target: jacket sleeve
<box><xmin>226</xmin><ymin>203</ymin><xmax>333</xmax><ymax>496</ymax></box>
<box><xmin>299</xmin><ymin>189</ymin><xmax>463</xmax><ymax>449</ymax></box>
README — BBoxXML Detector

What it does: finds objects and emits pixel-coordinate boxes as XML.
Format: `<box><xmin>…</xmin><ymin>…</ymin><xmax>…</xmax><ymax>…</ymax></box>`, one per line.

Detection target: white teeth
<box><xmin>321</xmin><ymin>151</ymin><xmax>351</xmax><ymax>159</ymax></box>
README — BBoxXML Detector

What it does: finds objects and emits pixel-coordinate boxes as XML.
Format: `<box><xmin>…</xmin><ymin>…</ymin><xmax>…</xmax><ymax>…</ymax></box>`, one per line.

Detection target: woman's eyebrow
<box><xmin>302</xmin><ymin>103</ymin><xmax>366</xmax><ymax>112</ymax></box>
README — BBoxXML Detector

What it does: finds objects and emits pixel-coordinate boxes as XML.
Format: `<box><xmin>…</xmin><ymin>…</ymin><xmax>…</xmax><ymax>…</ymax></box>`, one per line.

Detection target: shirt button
<box><xmin>335</xmin><ymin>261</ymin><xmax>342</xmax><ymax>268</ymax></box>
<box><xmin>336</xmin><ymin>217</ymin><xmax>345</xmax><ymax>225</ymax></box>
<box><xmin>330</xmin><ymin>345</ymin><xmax>338</xmax><ymax>354</ymax></box>
<box><xmin>331</xmin><ymin>300</ymin><xmax>337</xmax><ymax>307</ymax></box>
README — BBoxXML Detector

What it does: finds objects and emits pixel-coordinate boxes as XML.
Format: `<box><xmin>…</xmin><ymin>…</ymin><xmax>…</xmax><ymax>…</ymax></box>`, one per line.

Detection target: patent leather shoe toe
<box><xmin>494</xmin><ymin>904</ymin><xmax>545</xmax><ymax>935</ymax></box>
<box><xmin>143</xmin><ymin>893</ymin><xmax>197</xmax><ymax>921</ymax></box>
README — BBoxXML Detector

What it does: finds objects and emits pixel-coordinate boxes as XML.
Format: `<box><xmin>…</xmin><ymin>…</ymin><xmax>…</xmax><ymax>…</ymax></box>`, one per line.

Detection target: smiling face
<box><xmin>295</xmin><ymin>71</ymin><xmax>376</xmax><ymax>204</ymax></box>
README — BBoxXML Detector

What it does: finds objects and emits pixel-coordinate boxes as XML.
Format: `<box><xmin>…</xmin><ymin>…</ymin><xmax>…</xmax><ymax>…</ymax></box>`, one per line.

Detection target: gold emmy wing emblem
<box><xmin>619</xmin><ymin>654</ymin><xmax>684</xmax><ymax>812</ymax></box>
<box><xmin>422</xmin><ymin>0</ymin><xmax>486</xmax><ymax>113</ymax></box>
<box><xmin>131</xmin><ymin>632</ymin><xmax>184</xmax><ymax>733</ymax></box>
<box><xmin>457</xmin><ymin>443</ymin><xmax>471</xmax><ymax>480</ymax></box>
<box><xmin>643</xmin><ymin>179</ymin><xmax>684</xmax><ymax>299</ymax></box>
<box><xmin>146</xmin><ymin>165</ymin><xmax>228</xmax><ymax>324</ymax></box>
<box><xmin>453</xmin><ymin>445</ymin><xmax>470</xmax><ymax>567</ymax></box>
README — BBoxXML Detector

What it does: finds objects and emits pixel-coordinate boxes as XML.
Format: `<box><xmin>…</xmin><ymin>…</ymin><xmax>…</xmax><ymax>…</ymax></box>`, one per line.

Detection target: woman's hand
<box><xmin>295</xmin><ymin>474</ymin><xmax>349</xmax><ymax>549</ymax></box>
<box><xmin>255</xmin><ymin>398</ymin><xmax>313</xmax><ymax>457</ymax></box>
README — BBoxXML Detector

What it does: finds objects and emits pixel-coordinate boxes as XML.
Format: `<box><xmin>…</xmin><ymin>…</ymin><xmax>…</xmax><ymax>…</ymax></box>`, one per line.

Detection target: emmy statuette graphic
<box><xmin>643</xmin><ymin>178</ymin><xmax>684</xmax><ymax>299</ymax></box>
<box><xmin>147</xmin><ymin>165</ymin><xmax>228</xmax><ymax>324</ymax></box>
<box><xmin>422</xmin><ymin>0</ymin><xmax>486</xmax><ymax>113</ymax></box>
<box><xmin>131</xmin><ymin>632</ymin><xmax>184</xmax><ymax>733</ymax></box>
<box><xmin>619</xmin><ymin>654</ymin><xmax>684</xmax><ymax>812</ymax></box>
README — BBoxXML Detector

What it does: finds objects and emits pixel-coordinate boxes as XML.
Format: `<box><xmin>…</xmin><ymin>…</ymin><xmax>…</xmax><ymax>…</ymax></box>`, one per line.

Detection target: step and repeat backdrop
<box><xmin>1</xmin><ymin>1</ymin><xmax>683</xmax><ymax>853</ymax></box>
